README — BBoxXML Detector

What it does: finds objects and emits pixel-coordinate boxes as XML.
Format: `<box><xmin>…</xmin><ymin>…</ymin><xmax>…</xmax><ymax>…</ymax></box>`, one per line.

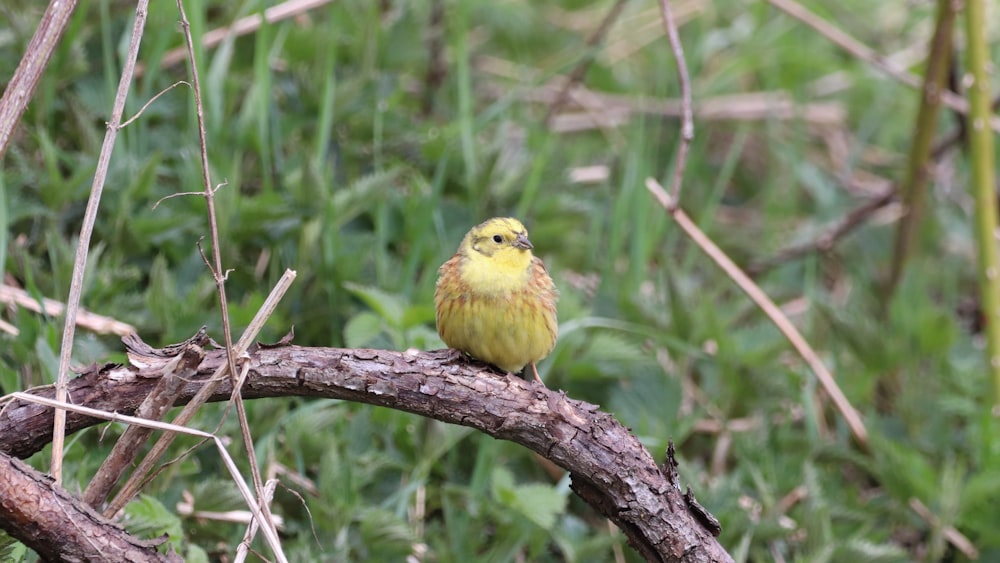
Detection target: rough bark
<box><xmin>0</xmin><ymin>451</ymin><xmax>180</xmax><ymax>562</ymax></box>
<box><xmin>0</xmin><ymin>334</ymin><xmax>732</xmax><ymax>563</ymax></box>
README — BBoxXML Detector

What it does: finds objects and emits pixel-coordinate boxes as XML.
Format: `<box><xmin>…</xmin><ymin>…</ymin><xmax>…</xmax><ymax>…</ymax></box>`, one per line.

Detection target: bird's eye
<box><xmin>492</xmin><ymin>234</ymin><xmax>503</xmax><ymax>244</ymax></box>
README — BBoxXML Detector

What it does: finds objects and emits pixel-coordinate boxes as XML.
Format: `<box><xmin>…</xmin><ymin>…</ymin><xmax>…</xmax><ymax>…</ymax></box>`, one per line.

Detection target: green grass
<box><xmin>2</xmin><ymin>0</ymin><xmax>999</xmax><ymax>560</ymax></box>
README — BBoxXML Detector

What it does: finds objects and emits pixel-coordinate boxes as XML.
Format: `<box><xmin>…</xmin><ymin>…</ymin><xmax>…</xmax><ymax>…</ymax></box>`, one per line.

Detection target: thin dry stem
<box><xmin>172</xmin><ymin>1</ymin><xmax>280</xmax><ymax>557</ymax></box>
<box><xmin>478</xmin><ymin>57</ymin><xmax>846</xmax><ymax>127</ymax></box>
<box><xmin>747</xmin><ymin>186</ymin><xmax>896</xmax><ymax>275</ymax></box>
<box><xmin>609</xmin><ymin>519</ymin><xmax>626</xmax><ymax>563</ymax></box>
<box><xmin>0</xmin><ymin>284</ymin><xmax>136</xmax><ymax>336</ymax></box>
<box><xmin>120</xmin><ymin>80</ymin><xmax>190</xmax><ymax>128</ymax></box>
<box><xmin>0</xmin><ymin>318</ymin><xmax>16</xmax><ymax>336</ymax></box>
<box><xmin>12</xmin><ymin>393</ymin><xmax>214</xmax><ymax>439</ymax></box>
<box><xmin>0</xmin><ymin>0</ymin><xmax>79</xmax><ymax>160</ymax></box>
<box><xmin>646</xmin><ymin>178</ymin><xmax>870</xmax><ymax>450</ymax></box>
<box><xmin>657</xmin><ymin>0</ymin><xmax>694</xmax><ymax>204</ymax></box>
<box><xmin>104</xmin><ymin>269</ymin><xmax>296</xmax><ymax>554</ymax></box>
<box><xmin>544</xmin><ymin>0</ymin><xmax>628</xmax><ymax>126</ymax></box>
<box><xmin>235</xmin><ymin>479</ymin><xmax>279</xmax><ymax>563</ymax></box>
<box><xmin>908</xmin><ymin>497</ymin><xmax>979</xmax><ymax>559</ymax></box>
<box><xmin>140</xmin><ymin>0</ymin><xmax>334</xmax><ymax>76</ymax></box>
<box><xmin>748</xmin><ymin>120</ymin><xmax>974</xmax><ymax>275</ymax></box>
<box><xmin>767</xmin><ymin>0</ymin><xmax>1000</xmax><ymax>133</ymax></box>
<box><xmin>10</xmin><ymin>392</ymin><xmax>283</xmax><ymax>558</ymax></box>
<box><xmin>152</xmin><ymin>189</ymin><xmax>214</xmax><ymax>210</ymax></box>
<box><xmin>153</xmin><ymin>180</ymin><xmax>228</xmax><ymax>210</ymax></box>
<box><xmin>82</xmin><ymin>332</ymin><xmax>203</xmax><ymax>508</ymax></box>
<box><xmin>420</xmin><ymin>0</ymin><xmax>446</xmax><ymax>117</ymax></box>
<box><xmin>50</xmin><ymin>0</ymin><xmax>149</xmax><ymax>485</ymax></box>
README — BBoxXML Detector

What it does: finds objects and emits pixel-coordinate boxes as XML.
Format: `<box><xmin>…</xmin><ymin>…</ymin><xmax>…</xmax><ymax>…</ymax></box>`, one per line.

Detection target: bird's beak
<box><xmin>513</xmin><ymin>232</ymin><xmax>533</xmax><ymax>250</ymax></box>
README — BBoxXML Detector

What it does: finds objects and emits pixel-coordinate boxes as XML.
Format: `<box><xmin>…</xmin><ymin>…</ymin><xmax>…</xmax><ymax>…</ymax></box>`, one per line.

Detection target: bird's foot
<box><xmin>530</xmin><ymin>363</ymin><xmax>546</xmax><ymax>386</ymax></box>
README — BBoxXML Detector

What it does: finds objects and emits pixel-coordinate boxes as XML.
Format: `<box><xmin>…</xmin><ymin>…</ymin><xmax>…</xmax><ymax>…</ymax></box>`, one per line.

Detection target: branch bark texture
<box><xmin>0</xmin><ymin>451</ymin><xmax>180</xmax><ymax>562</ymax></box>
<box><xmin>0</xmin><ymin>335</ymin><xmax>731</xmax><ymax>562</ymax></box>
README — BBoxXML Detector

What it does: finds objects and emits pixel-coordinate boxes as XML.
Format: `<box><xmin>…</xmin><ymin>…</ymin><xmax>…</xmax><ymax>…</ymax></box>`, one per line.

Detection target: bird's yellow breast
<box><xmin>434</xmin><ymin>217</ymin><xmax>558</xmax><ymax>375</ymax></box>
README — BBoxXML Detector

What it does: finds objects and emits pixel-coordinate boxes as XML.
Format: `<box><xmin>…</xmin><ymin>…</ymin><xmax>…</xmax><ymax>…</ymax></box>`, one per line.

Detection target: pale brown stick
<box><xmin>50</xmin><ymin>0</ymin><xmax>149</xmax><ymax>485</ymax></box>
<box><xmin>646</xmin><ymin>178</ymin><xmax>870</xmax><ymax>450</ymax></box>
<box><xmin>171</xmin><ymin>1</ymin><xmax>281</xmax><ymax>557</ymax></box>
<box><xmin>544</xmin><ymin>0</ymin><xmax>629</xmax><ymax>126</ymax></box>
<box><xmin>0</xmin><ymin>284</ymin><xmax>136</xmax><ymax>336</ymax></box>
<box><xmin>767</xmin><ymin>0</ymin><xmax>1000</xmax><ymax>132</ymax></box>
<box><xmin>234</xmin><ymin>479</ymin><xmax>280</xmax><ymax>563</ymax></box>
<box><xmin>657</xmin><ymin>0</ymin><xmax>694</xmax><ymax>203</ymax></box>
<box><xmin>139</xmin><ymin>0</ymin><xmax>333</xmax><ymax>76</ymax></box>
<box><xmin>0</xmin><ymin>0</ymin><xmax>78</xmax><ymax>160</ymax></box>
<box><xmin>0</xmin><ymin>318</ymin><xmax>16</xmax><ymax>336</ymax></box>
<box><xmin>746</xmin><ymin>186</ymin><xmax>896</xmax><ymax>275</ymax></box>
<box><xmin>82</xmin><ymin>332</ymin><xmax>207</xmax><ymax>508</ymax></box>
<box><xmin>909</xmin><ymin>497</ymin><xmax>978</xmax><ymax>560</ymax></box>
<box><xmin>104</xmin><ymin>270</ymin><xmax>295</xmax><ymax>556</ymax></box>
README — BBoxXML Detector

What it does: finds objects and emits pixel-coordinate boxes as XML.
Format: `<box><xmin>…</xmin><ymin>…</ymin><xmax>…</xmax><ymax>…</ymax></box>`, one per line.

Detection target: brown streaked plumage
<box><xmin>434</xmin><ymin>217</ymin><xmax>558</xmax><ymax>383</ymax></box>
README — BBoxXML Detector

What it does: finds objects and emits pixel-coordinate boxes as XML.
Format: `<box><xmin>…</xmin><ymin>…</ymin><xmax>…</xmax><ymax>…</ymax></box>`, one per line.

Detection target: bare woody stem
<box><xmin>50</xmin><ymin>0</ymin><xmax>150</xmax><ymax>484</ymax></box>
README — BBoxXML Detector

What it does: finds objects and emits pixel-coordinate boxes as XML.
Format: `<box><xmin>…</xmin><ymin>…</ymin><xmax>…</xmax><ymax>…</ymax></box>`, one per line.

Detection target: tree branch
<box><xmin>0</xmin><ymin>450</ymin><xmax>181</xmax><ymax>562</ymax></box>
<box><xmin>0</xmin><ymin>333</ymin><xmax>732</xmax><ymax>562</ymax></box>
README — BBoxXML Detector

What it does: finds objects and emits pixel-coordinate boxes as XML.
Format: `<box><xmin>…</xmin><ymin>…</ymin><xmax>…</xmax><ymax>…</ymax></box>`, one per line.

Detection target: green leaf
<box><xmin>344</xmin><ymin>311</ymin><xmax>384</xmax><ymax>348</ymax></box>
<box><xmin>122</xmin><ymin>495</ymin><xmax>184</xmax><ymax>549</ymax></box>
<box><xmin>183</xmin><ymin>544</ymin><xmax>210</xmax><ymax>563</ymax></box>
<box><xmin>343</xmin><ymin>282</ymin><xmax>406</xmax><ymax>327</ymax></box>
<box><xmin>491</xmin><ymin>467</ymin><xmax>567</xmax><ymax>530</ymax></box>
<box><xmin>0</xmin><ymin>530</ymin><xmax>27</xmax><ymax>562</ymax></box>
<box><xmin>870</xmin><ymin>433</ymin><xmax>937</xmax><ymax>502</ymax></box>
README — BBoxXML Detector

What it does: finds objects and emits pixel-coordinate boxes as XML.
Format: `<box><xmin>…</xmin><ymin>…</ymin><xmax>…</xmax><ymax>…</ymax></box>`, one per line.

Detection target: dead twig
<box><xmin>909</xmin><ymin>498</ymin><xmax>978</xmax><ymax>560</ymax></box>
<box><xmin>746</xmin><ymin>186</ymin><xmax>896</xmax><ymax>275</ymax></box>
<box><xmin>646</xmin><ymin>178</ymin><xmax>870</xmax><ymax>451</ymax></box>
<box><xmin>120</xmin><ymin>81</ymin><xmax>190</xmax><ymax>128</ymax></box>
<box><xmin>0</xmin><ymin>284</ymin><xmax>136</xmax><ymax>336</ymax></box>
<box><xmin>104</xmin><ymin>269</ymin><xmax>296</xmax><ymax>559</ymax></box>
<box><xmin>420</xmin><ymin>0</ymin><xmax>446</xmax><ymax>117</ymax></box>
<box><xmin>171</xmin><ymin>0</ymin><xmax>281</xmax><ymax>558</ymax></box>
<box><xmin>50</xmin><ymin>0</ymin><xmax>149</xmax><ymax>485</ymax></box>
<box><xmin>766</xmin><ymin>0</ymin><xmax>1000</xmax><ymax>133</ymax></box>
<box><xmin>657</xmin><ymin>0</ymin><xmax>694</xmax><ymax>204</ymax></box>
<box><xmin>544</xmin><ymin>0</ymin><xmax>629</xmax><ymax>126</ymax></box>
<box><xmin>82</xmin><ymin>331</ymin><xmax>209</xmax><ymax>508</ymax></box>
<box><xmin>747</xmin><ymin>117</ymin><xmax>975</xmax><ymax>276</ymax></box>
<box><xmin>138</xmin><ymin>0</ymin><xmax>334</xmax><ymax>77</ymax></box>
<box><xmin>0</xmin><ymin>0</ymin><xmax>79</xmax><ymax>160</ymax></box>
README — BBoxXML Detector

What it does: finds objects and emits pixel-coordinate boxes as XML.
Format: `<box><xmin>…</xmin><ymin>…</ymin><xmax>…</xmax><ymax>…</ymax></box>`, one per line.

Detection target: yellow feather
<box><xmin>434</xmin><ymin>217</ymin><xmax>558</xmax><ymax>381</ymax></box>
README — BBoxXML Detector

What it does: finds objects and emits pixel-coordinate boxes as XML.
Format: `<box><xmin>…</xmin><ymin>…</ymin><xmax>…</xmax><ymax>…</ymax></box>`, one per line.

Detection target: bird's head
<box><xmin>460</xmin><ymin>217</ymin><xmax>535</xmax><ymax>272</ymax></box>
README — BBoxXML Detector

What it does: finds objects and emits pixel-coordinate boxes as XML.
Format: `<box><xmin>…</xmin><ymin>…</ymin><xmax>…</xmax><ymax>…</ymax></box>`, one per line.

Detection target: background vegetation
<box><xmin>1</xmin><ymin>0</ymin><xmax>998</xmax><ymax>560</ymax></box>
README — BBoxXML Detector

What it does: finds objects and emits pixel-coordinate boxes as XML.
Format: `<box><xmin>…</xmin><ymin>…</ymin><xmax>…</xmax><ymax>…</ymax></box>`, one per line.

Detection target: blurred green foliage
<box><xmin>2</xmin><ymin>0</ymin><xmax>999</xmax><ymax>560</ymax></box>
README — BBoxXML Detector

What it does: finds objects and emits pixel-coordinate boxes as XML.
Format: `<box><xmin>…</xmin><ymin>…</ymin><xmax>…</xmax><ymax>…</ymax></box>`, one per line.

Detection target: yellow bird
<box><xmin>434</xmin><ymin>217</ymin><xmax>558</xmax><ymax>383</ymax></box>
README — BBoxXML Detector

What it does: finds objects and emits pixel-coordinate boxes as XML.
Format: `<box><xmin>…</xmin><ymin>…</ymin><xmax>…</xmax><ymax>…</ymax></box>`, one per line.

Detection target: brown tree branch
<box><xmin>0</xmin><ymin>334</ymin><xmax>732</xmax><ymax>563</ymax></box>
<box><xmin>0</xmin><ymin>450</ymin><xmax>181</xmax><ymax>562</ymax></box>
